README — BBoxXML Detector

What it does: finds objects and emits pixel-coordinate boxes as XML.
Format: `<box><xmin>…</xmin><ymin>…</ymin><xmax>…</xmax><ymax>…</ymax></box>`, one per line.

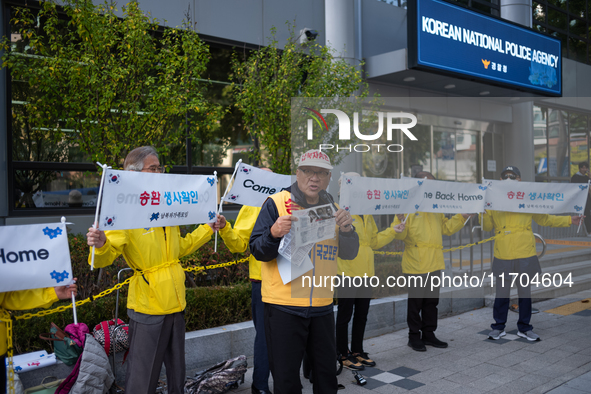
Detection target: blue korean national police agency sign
<box><xmin>408</xmin><ymin>0</ymin><xmax>562</xmax><ymax>96</ymax></box>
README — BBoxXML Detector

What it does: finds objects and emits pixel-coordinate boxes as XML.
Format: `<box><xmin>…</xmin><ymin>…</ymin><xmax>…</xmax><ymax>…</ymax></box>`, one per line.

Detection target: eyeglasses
<box><xmin>142</xmin><ymin>165</ymin><xmax>165</xmax><ymax>173</ymax></box>
<box><xmin>502</xmin><ymin>173</ymin><xmax>517</xmax><ymax>180</ymax></box>
<box><xmin>299</xmin><ymin>168</ymin><xmax>330</xmax><ymax>179</ymax></box>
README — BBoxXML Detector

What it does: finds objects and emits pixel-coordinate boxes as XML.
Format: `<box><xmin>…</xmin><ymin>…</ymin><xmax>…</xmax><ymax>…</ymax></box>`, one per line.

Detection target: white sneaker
<box><xmin>517</xmin><ymin>330</ymin><xmax>540</xmax><ymax>341</ymax></box>
<box><xmin>488</xmin><ymin>329</ymin><xmax>506</xmax><ymax>340</ymax></box>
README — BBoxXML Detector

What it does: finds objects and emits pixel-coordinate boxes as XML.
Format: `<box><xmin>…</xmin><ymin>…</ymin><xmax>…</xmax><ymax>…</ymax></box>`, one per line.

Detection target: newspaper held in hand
<box><xmin>292</xmin><ymin>203</ymin><xmax>337</xmax><ymax>247</ymax></box>
<box><xmin>278</xmin><ymin>231</ymin><xmax>314</xmax><ymax>268</ymax></box>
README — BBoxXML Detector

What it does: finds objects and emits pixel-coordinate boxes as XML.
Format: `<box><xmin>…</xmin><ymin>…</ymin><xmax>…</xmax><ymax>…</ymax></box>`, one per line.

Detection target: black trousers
<box><xmin>336</xmin><ymin>297</ymin><xmax>371</xmax><ymax>356</ymax></box>
<box><xmin>406</xmin><ymin>271</ymin><xmax>441</xmax><ymax>340</ymax></box>
<box><xmin>264</xmin><ymin>304</ymin><xmax>337</xmax><ymax>394</ymax></box>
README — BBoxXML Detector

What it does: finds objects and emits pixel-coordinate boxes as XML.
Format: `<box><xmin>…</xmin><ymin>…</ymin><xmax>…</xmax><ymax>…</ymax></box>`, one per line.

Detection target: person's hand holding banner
<box><xmin>209</xmin><ymin>214</ymin><xmax>226</xmax><ymax>232</ymax></box>
<box><xmin>571</xmin><ymin>215</ymin><xmax>585</xmax><ymax>226</ymax></box>
<box><xmin>393</xmin><ymin>222</ymin><xmax>406</xmax><ymax>232</ymax></box>
<box><xmin>54</xmin><ymin>279</ymin><xmax>78</xmax><ymax>300</ymax></box>
<box><xmin>87</xmin><ymin>225</ymin><xmax>106</xmax><ymax>249</ymax></box>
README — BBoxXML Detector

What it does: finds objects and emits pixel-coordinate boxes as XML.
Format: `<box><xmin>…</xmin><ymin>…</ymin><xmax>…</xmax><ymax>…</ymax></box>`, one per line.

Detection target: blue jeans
<box><xmin>251</xmin><ymin>281</ymin><xmax>271</xmax><ymax>391</ymax></box>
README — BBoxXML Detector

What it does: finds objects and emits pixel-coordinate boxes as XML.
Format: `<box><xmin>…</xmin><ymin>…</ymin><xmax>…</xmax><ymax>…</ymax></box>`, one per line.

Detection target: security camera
<box><xmin>299</xmin><ymin>28</ymin><xmax>319</xmax><ymax>44</ymax></box>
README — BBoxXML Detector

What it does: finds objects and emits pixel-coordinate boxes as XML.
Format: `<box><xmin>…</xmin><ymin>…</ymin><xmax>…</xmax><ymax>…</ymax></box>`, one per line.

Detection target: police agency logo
<box><xmin>304</xmin><ymin>107</ymin><xmax>418</xmax><ymax>153</ymax></box>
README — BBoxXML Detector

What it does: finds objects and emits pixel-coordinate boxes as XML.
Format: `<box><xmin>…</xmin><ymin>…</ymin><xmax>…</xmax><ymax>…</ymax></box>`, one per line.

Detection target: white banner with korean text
<box><xmin>222</xmin><ymin>163</ymin><xmax>292</xmax><ymax>207</ymax></box>
<box><xmin>483</xmin><ymin>179</ymin><xmax>589</xmax><ymax>214</ymax></box>
<box><xmin>0</xmin><ymin>223</ymin><xmax>73</xmax><ymax>292</ymax></box>
<box><xmin>99</xmin><ymin>170</ymin><xmax>217</xmax><ymax>230</ymax></box>
<box><xmin>339</xmin><ymin>176</ymin><xmax>422</xmax><ymax>215</ymax></box>
<box><xmin>417</xmin><ymin>179</ymin><xmax>487</xmax><ymax>214</ymax></box>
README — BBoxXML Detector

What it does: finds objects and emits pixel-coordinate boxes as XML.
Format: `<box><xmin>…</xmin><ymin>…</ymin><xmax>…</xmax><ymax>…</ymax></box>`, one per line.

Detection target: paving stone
<box><xmin>444</xmin><ymin>372</ymin><xmax>481</xmax><ymax>385</ymax></box>
<box><xmin>546</xmin><ymin>385</ymin><xmax>587</xmax><ymax>394</ymax></box>
<box><xmin>563</xmin><ymin>378</ymin><xmax>591</xmax><ymax>392</ymax></box>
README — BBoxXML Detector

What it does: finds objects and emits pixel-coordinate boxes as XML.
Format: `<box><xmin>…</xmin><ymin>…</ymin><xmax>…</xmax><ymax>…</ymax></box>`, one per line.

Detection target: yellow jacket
<box><xmin>260</xmin><ymin>191</ymin><xmax>340</xmax><ymax>307</ymax></box>
<box><xmin>480</xmin><ymin>210</ymin><xmax>571</xmax><ymax>260</ymax></box>
<box><xmin>219</xmin><ymin>206</ymin><xmax>264</xmax><ymax>280</ymax></box>
<box><xmin>393</xmin><ymin>212</ymin><xmax>465</xmax><ymax>274</ymax></box>
<box><xmin>1</xmin><ymin>288</ymin><xmax>58</xmax><ymax>354</ymax></box>
<box><xmin>338</xmin><ymin>215</ymin><xmax>398</xmax><ymax>277</ymax></box>
<box><xmin>89</xmin><ymin>225</ymin><xmax>213</xmax><ymax>315</ymax></box>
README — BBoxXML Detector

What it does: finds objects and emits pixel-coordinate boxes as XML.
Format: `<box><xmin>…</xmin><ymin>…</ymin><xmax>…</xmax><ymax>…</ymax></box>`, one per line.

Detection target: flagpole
<box><xmin>214</xmin><ymin>160</ymin><xmax>242</xmax><ymax>253</ymax></box>
<box><xmin>218</xmin><ymin>159</ymin><xmax>242</xmax><ymax>212</ymax></box>
<box><xmin>91</xmin><ymin>163</ymin><xmax>109</xmax><ymax>271</ymax></box>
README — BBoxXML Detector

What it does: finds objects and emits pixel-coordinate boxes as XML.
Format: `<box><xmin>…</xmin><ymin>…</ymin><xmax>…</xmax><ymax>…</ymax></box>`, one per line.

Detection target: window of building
<box><xmin>533</xmin><ymin>0</ymin><xmax>590</xmax><ymax>65</ymax></box>
<box><xmin>534</xmin><ymin>105</ymin><xmax>591</xmax><ymax>182</ymax></box>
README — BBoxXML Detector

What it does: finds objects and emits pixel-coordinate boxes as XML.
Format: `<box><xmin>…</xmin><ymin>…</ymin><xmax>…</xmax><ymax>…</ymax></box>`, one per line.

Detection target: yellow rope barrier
<box><xmin>1</xmin><ymin>310</ymin><xmax>14</xmax><ymax>394</ymax></box>
<box><xmin>374</xmin><ymin>234</ymin><xmax>499</xmax><ymax>256</ymax></box>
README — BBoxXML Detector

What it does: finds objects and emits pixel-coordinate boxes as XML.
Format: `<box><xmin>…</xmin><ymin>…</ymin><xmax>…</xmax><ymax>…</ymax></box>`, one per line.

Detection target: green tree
<box><xmin>231</xmin><ymin>24</ymin><xmax>369</xmax><ymax>174</ymax></box>
<box><xmin>2</xmin><ymin>0</ymin><xmax>222</xmax><ymax>167</ymax></box>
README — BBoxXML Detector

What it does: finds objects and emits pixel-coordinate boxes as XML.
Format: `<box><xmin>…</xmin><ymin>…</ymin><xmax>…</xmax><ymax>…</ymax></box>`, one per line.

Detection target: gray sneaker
<box><xmin>518</xmin><ymin>330</ymin><xmax>541</xmax><ymax>341</ymax></box>
<box><xmin>488</xmin><ymin>329</ymin><xmax>506</xmax><ymax>340</ymax></box>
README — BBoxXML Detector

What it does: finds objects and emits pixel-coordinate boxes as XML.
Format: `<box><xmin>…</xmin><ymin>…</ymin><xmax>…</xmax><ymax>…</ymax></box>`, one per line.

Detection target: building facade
<box><xmin>0</xmin><ymin>0</ymin><xmax>590</xmax><ymax>229</ymax></box>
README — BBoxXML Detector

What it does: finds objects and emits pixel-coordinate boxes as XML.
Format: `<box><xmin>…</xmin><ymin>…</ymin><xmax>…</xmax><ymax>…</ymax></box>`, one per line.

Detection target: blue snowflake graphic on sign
<box><xmin>375</xmin><ymin>205</ymin><xmax>381</xmax><ymax>211</ymax></box>
<box><xmin>579</xmin><ymin>185</ymin><xmax>588</xmax><ymax>190</ymax></box>
<box><xmin>417</xmin><ymin>180</ymin><xmax>424</xmax><ymax>186</ymax></box>
<box><xmin>478</xmin><ymin>185</ymin><xmax>487</xmax><ymax>191</ymax></box>
<box><xmin>50</xmin><ymin>270</ymin><xmax>69</xmax><ymax>283</ymax></box>
<box><xmin>150</xmin><ymin>213</ymin><xmax>159</xmax><ymax>221</ymax></box>
<box><xmin>208</xmin><ymin>211</ymin><xmax>216</xmax><ymax>220</ymax></box>
<box><xmin>415</xmin><ymin>204</ymin><xmax>419</xmax><ymax>210</ymax></box>
<box><xmin>433</xmin><ymin>204</ymin><xmax>438</xmax><ymax>209</ymax></box>
<box><xmin>575</xmin><ymin>205</ymin><xmax>583</xmax><ymax>212</ymax></box>
<box><xmin>14</xmin><ymin>366</ymin><xmax>22</xmax><ymax>372</ymax></box>
<box><xmin>43</xmin><ymin>226</ymin><xmax>62</xmax><ymax>239</ymax></box>
<box><xmin>207</xmin><ymin>177</ymin><xmax>215</xmax><ymax>186</ymax></box>
<box><xmin>519</xmin><ymin>204</ymin><xmax>525</xmax><ymax>208</ymax></box>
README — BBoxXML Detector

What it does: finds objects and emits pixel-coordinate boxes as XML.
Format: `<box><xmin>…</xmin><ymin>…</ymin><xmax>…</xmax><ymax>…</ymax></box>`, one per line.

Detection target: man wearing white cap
<box><xmin>250</xmin><ymin>149</ymin><xmax>359</xmax><ymax>394</ymax></box>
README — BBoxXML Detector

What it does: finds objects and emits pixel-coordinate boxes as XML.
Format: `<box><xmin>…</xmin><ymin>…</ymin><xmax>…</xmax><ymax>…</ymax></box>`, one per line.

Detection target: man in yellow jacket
<box><xmin>1</xmin><ymin>283</ymin><xmax>77</xmax><ymax>392</ymax></box>
<box><xmin>86</xmin><ymin>146</ymin><xmax>219</xmax><ymax>394</ymax></box>
<box><xmin>392</xmin><ymin>171</ymin><xmax>472</xmax><ymax>352</ymax></box>
<box><xmin>249</xmin><ymin>150</ymin><xmax>358</xmax><ymax>394</ymax></box>
<box><xmin>336</xmin><ymin>173</ymin><xmax>404</xmax><ymax>370</ymax></box>
<box><xmin>217</xmin><ymin>168</ymin><xmax>273</xmax><ymax>394</ymax></box>
<box><xmin>482</xmin><ymin>166</ymin><xmax>583</xmax><ymax>342</ymax></box>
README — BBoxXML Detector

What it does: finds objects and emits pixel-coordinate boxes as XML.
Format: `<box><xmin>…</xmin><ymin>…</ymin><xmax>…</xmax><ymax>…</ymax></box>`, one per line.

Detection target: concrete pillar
<box><xmin>500</xmin><ymin>0</ymin><xmax>532</xmax><ymax>28</ymax></box>
<box><xmin>503</xmin><ymin>102</ymin><xmax>535</xmax><ymax>181</ymax></box>
<box><xmin>0</xmin><ymin>0</ymin><xmax>9</xmax><ymax>222</ymax></box>
<box><xmin>500</xmin><ymin>0</ymin><xmax>535</xmax><ymax>181</ymax></box>
<box><xmin>325</xmin><ymin>0</ymin><xmax>359</xmax><ymax>66</ymax></box>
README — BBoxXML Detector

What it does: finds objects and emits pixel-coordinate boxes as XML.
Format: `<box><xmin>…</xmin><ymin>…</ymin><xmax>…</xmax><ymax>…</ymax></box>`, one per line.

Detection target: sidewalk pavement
<box><xmin>228</xmin><ymin>289</ymin><xmax>591</xmax><ymax>393</ymax></box>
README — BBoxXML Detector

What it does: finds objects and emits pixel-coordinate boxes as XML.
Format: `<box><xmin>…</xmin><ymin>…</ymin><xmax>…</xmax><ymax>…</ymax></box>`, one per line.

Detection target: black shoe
<box><xmin>422</xmin><ymin>334</ymin><xmax>448</xmax><ymax>348</ymax></box>
<box><xmin>407</xmin><ymin>338</ymin><xmax>426</xmax><ymax>352</ymax></box>
<box><xmin>252</xmin><ymin>385</ymin><xmax>273</xmax><ymax>394</ymax></box>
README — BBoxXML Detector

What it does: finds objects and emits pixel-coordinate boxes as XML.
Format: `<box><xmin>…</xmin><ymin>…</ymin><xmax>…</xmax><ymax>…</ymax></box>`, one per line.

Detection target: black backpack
<box><xmin>184</xmin><ymin>355</ymin><xmax>247</xmax><ymax>394</ymax></box>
